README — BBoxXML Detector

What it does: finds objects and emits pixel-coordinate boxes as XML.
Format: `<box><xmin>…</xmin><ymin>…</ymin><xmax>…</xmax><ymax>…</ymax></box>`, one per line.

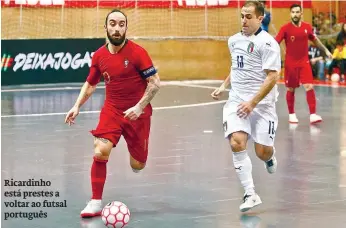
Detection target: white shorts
<box><xmin>222</xmin><ymin>100</ymin><xmax>278</xmax><ymax>146</ymax></box>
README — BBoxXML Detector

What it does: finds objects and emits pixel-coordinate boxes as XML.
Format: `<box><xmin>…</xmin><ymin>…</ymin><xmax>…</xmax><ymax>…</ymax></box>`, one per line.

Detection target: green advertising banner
<box><xmin>1</xmin><ymin>38</ymin><xmax>106</xmax><ymax>86</ymax></box>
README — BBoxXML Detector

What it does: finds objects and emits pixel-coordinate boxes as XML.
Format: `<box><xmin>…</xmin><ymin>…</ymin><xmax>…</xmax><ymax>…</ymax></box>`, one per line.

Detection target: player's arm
<box><xmin>220</xmin><ymin>72</ymin><xmax>231</xmax><ymax>89</ymax></box>
<box><xmin>274</xmin><ymin>26</ymin><xmax>285</xmax><ymax>44</ymax></box>
<box><xmin>123</xmin><ymin>49</ymin><xmax>160</xmax><ymax>120</ymax></box>
<box><xmin>211</xmin><ymin>71</ymin><xmax>231</xmax><ymax>100</ymax></box>
<box><xmin>73</xmin><ymin>82</ymin><xmax>97</xmax><ymax>108</ymax></box>
<box><xmin>308</xmin><ymin>25</ymin><xmax>332</xmax><ymax>59</ymax></box>
<box><xmin>250</xmin><ymin>70</ymin><xmax>279</xmax><ymax>106</ymax></box>
<box><xmin>311</xmin><ymin>37</ymin><xmax>332</xmax><ymax>59</ymax></box>
<box><xmin>251</xmin><ymin>41</ymin><xmax>281</xmax><ymax>105</ymax></box>
<box><xmin>65</xmin><ymin>53</ymin><xmax>101</xmax><ymax>125</ymax></box>
<box><xmin>74</xmin><ymin>55</ymin><xmax>101</xmax><ymax>108</ymax></box>
<box><xmin>211</xmin><ymin>38</ymin><xmax>232</xmax><ymax>100</ymax></box>
<box><xmin>137</xmin><ymin>73</ymin><xmax>161</xmax><ymax>110</ymax></box>
<box><xmin>65</xmin><ymin>82</ymin><xmax>97</xmax><ymax>125</ymax></box>
<box><xmin>124</xmin><ymin>72</ymin><xmax>160</xmax><ymax>120</ymax></box>
<box><xmin>237</xmin><ymin>70</ymin><xmax>279</xmax><ymax>119</ymax></box>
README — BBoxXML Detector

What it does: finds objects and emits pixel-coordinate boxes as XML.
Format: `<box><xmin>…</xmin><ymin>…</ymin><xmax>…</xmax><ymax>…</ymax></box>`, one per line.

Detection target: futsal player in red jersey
<box><xmin>64</xmin><ymin>9</ymin><xmax>160</xmax><ymax>217</ymax></box>
<box><xmin>275</xmin><ymin>4</ymin><xmax>332</xmax><ymax>124</ymax></box>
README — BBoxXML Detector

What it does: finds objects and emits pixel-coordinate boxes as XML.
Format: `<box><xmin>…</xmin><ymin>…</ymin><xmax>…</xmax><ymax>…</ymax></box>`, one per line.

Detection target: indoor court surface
<box><xmin>1</xmin><ymin>81</ymin><xmax>346</xmax><ymax>228</ymax></box>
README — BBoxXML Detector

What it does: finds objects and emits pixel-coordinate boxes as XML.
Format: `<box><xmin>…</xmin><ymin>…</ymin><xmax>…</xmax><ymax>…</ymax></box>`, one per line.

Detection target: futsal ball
<box><xmin>101</xmin><ymin>201</ymin><xmax>130</xmax><ymax>228</ymax></box>
<box><xmin>331</xmin><ymin>73</ymin><xmax>340</xmax><ymax>82</ymax></box>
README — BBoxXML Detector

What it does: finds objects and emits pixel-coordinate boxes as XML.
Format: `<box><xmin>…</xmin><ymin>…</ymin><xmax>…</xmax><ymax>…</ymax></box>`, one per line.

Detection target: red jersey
<box><xmin>275</xmin><ymin>22</ymin><xmax>316</xmax><ymax>65</ymax></box>
<box><xmin>87</xmin><ymin>39</ymin><xmax>157</xmax><ymax>117</ymax></box>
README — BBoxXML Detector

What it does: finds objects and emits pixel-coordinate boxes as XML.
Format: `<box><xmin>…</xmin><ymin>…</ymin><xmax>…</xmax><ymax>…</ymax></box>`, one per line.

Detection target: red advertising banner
<box><xmin>0</xmin><ymin>0</ymin><xmax>312</xmax><ymax>8</ymax></box>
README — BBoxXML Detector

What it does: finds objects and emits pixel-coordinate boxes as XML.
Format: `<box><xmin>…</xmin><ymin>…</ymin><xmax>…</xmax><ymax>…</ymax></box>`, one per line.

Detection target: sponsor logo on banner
<box><xmin>1</xmin><ymin>54</ymin><xmax>14</xmax><ymax>72</ymax></box>
<box><xmin>3</xmin><ymin>51</ymin><xmax>94</xmax><ymax>72</ymax></box>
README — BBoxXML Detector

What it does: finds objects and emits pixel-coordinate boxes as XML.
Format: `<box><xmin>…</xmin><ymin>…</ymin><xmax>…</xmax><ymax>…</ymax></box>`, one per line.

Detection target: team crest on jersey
<box><xmin>247</xmin><ymin>42</ymin><xmax>255</xmax><ymax>53</ymax></box>
<box><xmin>290</xmin><ymin>36</ymin><xmax>295</xmax><ymax>42</ymax></box>
<box><xmin>124</xmin><ymin>59</ymin><xmax>129</xmax><ymax>68</ymax></box>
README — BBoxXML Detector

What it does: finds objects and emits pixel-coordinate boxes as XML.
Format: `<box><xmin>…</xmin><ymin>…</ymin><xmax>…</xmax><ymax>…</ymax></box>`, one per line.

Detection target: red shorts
<box><xmin>284</xmin><ymin>63</ymin><xmax>314</xmax><ymax>88</ymax></box>
<box><xmin>90</xmin><ymin>106</ymin><xmax>151</xmax><ymax>163</ymax></box>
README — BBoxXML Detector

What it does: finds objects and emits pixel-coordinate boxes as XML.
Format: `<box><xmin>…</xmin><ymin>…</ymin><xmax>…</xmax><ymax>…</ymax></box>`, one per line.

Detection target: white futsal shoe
<box><xmin>310</xmin><ymin>114</ymin><xmax>322</xmax><ymax>124</ymax></box>
<box><xmin>239</xmin><ymin>193</ymin><xmax>262</xmax><ymax>212</ymax></box>
<box><xmin>265</xmin><ymin>155</ymin><xmax>277</xmax><ymax>174</ymax></box>
<box><xmin>80</xmin><ymin>199</ymin><xmax>102</xmax><ymax>218</ymax></box>
<box><xmin>289</xmin><ymin>113</ymin><xmax>299</xmax><ymax>123</ymax></box>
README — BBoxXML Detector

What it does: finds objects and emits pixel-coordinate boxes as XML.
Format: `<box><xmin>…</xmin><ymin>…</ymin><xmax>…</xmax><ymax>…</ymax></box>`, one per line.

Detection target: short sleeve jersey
<box><xmin>228</xmin><ymin>28</ymin><xmax>281</xmax><ymax>104</ymax></box>
<box><xmin>275</xmin><ymin>22</ymin><xmax>316</xmax><ymax>65</ymax></box>
<box><xmin>86</xmin><ymin>39</ymin><xmax>157</xmax><ymax>116</ymax></box>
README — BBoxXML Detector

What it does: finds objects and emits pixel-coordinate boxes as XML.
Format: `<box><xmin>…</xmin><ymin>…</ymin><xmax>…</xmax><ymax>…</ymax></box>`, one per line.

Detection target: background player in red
<box><xmin>64</xmin><ymin>9</ymin><xmax>160</xmax><ymax>218</ymax></box>
<box><xmin>275</xmin><ymin>4</ymin><xmax>332</xmax><ymax>124</ymax></box>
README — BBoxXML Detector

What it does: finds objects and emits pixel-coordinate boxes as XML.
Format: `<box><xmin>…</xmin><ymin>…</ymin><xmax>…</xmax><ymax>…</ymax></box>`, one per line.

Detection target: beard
<box><xmin>107</xmin><ymin>31</ymin><xmax>126</xmax><ymax>46</ymax></box>
<box><xmin>291</xmin><ymin>17</ymin><xmax>300</xmax><ymax>25</ymax></box>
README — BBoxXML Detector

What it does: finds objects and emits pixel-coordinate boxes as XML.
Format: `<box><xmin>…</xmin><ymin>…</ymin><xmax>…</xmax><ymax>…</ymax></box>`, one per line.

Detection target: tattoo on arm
<box><xmin>82</xmin><ymin>93</ymin><xmax>91</xmax><ymax>101</ymax></box>
<box><xmin>95</xmin><ymin>137</ymin><xmax>109</xmax><ymax>144</ymax></box>
<box><xmin>138</xmin><ymin>76</ymin><xmax>160</xmax><ymax>109</ymax></box>
<box><xmin>74</xmin><ymin>83</ymin><xmax>96</xmax><ymax>108</ymax></box>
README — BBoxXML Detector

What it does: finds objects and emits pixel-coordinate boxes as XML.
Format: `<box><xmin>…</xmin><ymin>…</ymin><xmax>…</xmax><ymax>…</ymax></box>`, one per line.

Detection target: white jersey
<box><xmin>228</xmin><ymin>28</ymin><xmax>281</xmax><ymax>104</ymax></box>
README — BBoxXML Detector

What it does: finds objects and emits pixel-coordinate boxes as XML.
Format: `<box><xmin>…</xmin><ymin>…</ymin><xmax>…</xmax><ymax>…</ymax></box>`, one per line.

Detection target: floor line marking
<box><xmin>1</xmin><ymin>100</ymin><xmax>226</xmax><ymax>118</ymax></box>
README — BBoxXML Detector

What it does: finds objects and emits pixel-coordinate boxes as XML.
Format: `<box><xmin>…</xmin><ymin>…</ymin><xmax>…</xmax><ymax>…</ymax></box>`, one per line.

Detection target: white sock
<box><xmin>233</xmin><ymin>150</ymin><xmax>255</xmax><ymax>196</ymax></box>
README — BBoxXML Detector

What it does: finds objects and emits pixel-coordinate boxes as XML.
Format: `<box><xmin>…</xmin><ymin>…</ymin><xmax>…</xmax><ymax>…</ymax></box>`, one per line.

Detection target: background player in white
<box><xmin>211</xmin><ymin>0</ymin><xmax>281</xmax><ymax>212</ymax></box>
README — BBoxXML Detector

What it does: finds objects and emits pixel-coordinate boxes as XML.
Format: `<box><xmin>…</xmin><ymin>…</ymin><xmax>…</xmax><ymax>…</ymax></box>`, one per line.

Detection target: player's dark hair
<box><xmin>105</xmin><ymin>9</ymin><xmax>128</xmax><ymax>26</ymax></box>
<box><xmin>243</xmin><ymin>1</ymin><xmax>265</xmax><ymax>17</ymax></box>
<box><xmin>290</xmin><ymin>4</ymin><xmax>302</xmax><ymax>11</ymax></box>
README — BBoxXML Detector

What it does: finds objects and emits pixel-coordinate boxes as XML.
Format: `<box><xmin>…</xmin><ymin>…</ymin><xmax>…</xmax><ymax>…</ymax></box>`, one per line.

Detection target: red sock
<box><xmin>91</xmin><ymin>156</ymin><xmax>108</xmax><ymax>200</ymax></box>
<box><xmin>286</xmin><ymin>91</ymin><xmax>295</xmax><ymax>114</ymax></box>
<box><xmin>306</xmin><ymin>89</ymin><xmax>316</xmax><ymax>114</ymax></box>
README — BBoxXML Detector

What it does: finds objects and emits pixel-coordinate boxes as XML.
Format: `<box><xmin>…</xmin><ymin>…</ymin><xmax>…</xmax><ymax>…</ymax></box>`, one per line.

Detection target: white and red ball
<box><xmin>331</xmin><ymin>73</ymin><xmax>340</xmax><ymax>82</ymax></box>
<box><xmin>101</xmin><ymin>201</ymin><xmax>130</xmax><ymax>228</ymax></box>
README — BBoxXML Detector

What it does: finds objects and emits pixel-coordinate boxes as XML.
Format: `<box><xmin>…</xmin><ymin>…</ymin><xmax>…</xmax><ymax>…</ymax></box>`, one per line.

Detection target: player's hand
<box><xmin>64</xmin><ymin>106</ymin><xmax>80</xmax><ymax>126</ymax></box>
<box><xmin>211</xmin><ymin>85</ymin><xmax>226</xmax><ymax>100</ymax></box>
<box><xmin>237</xmin><ymin>101</ymin><xmax>256</xmax><ymax>119</ymax></box>
<box><xmin>123</xmin><ymin>105</ymin><xmax>143</xmax><ymax>121</ymax></box>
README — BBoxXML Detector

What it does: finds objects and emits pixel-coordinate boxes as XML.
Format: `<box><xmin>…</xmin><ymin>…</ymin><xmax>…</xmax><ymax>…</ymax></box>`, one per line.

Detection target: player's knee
<box><xmin>94</xmin><ymin>147</ymin><xmax>111</xmax><ymax>160</ymax></box>
<box><xmin>94</xmin><ymin>138</ymin><xmax>112</xmax><ymax>160</ymax></box>
<box><xmin>230</xmin><ymin>135</ymin><xmax>247</xmax><ymax>152</ymax></box>
<box><xmin>303</xmin><ymin>84</ymin><xmax>313</xmax><ymax>91</ymax></box>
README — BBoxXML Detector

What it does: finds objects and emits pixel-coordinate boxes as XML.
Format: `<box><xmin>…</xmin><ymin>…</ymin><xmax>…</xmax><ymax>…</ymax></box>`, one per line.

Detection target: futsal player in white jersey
<box><xmin>211</xmin><ymin>0</ymin><xmax>281</xmax><ymax>212</ymax></box>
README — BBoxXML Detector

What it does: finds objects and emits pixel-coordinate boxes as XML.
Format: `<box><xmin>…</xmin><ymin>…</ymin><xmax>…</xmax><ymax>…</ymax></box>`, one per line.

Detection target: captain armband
<box><xmin>139</xmin><ymin>66</ymin><xmax>157</xmax><ymax>79</ymax></box>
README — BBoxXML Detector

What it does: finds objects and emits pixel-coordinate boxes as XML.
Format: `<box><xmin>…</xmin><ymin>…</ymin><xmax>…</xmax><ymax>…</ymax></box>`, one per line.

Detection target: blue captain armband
<box><xmin>140</xmin><ymin>66</ymin><xmax>157</xmax><ymax>79</ymax></box>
